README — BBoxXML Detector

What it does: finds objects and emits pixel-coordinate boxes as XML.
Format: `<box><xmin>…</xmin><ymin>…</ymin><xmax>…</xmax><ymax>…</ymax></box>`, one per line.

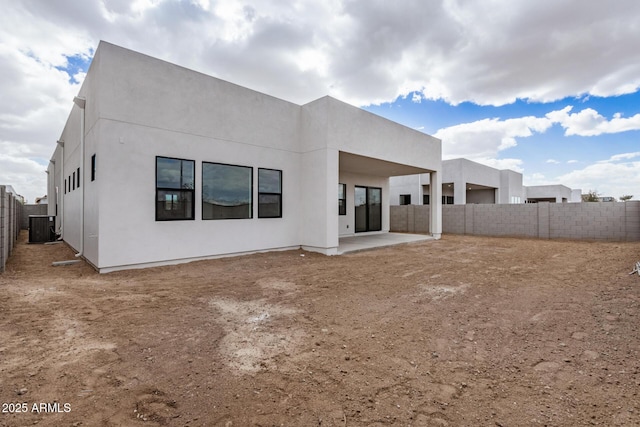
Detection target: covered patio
<box><xmin>337</xmin><ymin>232</ymin><xmax>435</xmax><ymax>255</ymax></box>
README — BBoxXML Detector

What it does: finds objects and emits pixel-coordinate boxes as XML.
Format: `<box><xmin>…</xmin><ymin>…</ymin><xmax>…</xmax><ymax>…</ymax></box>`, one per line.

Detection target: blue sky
<box><xmin>54</xmin><ymin>54</ymin><xmax>93</xmax><ymax>84</ymax></box>
<box><xmin>365</xmin><ymin>92</ymin><xmax>640</xmax><ymax>197</ymax></box>
<box><xmin>0</xmin><ymin>0</ymin><xmax>639</xmax><ymax>202</ymax></box>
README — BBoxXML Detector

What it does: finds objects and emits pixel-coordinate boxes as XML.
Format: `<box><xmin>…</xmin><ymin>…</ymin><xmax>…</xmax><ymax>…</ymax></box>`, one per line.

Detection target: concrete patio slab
<box><xmin>338</xmin><ymin>232</ymin><xmax>435</xmax><ymax>255</ymax></box>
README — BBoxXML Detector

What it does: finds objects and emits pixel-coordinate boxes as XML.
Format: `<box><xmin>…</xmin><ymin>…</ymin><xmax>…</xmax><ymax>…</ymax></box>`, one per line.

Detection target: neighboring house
<box><xmin>391</xmin><ymin>158</ymin><xmax>581</xmax><ymax>205</ymax></box>
<box><xmin>35</xmin><ymin>195</ymin><xmax>48</xmax><ymax>205</ymax></box>
<box><xmin>571</xmin><ymin>189</ymin><xmax>583</xmax><ymax>202</ymax></box>
<box><xmin>47</xmin><ymin>41</ymin><xmax>442</xmax><ymax>273</ymax></box>
<box><xmin>391</xmin><ymin>158</ymin><xmax>524</xmax><ymax>205</ymax></box>
<box><xmin>525</xmin><ymin>185</ymin><xmax>576</xmax><ymax>203</ymax></box>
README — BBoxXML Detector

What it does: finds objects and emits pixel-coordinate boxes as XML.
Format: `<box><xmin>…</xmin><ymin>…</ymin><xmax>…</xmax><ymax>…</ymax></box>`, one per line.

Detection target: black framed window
<box><xmin>72</xmin><ymin>172</ymin><xmax>76</xmax><ymax>190</ymax></box>
<box><xmin>338</xmin><ymin>183</ymin><xmax>346</xmax><ymax>215</ymax></box>
<box><xmin>156</xmin><ymin>156</ymin><xmax>195</xmax><ymax>221</ymax></box>
<box><xmin>258</xmin><ymin>168</ymin><xmax>282</xmax><ymax>218</ymax></box>
<box><xmin>76</xmin><ymin>167</ymin><xmax>80</xmax><ymax>188</ymax></box>
<box><xmin>64</xmin><ymin>178</ymin><xmax>67</xmax><ymax>194</ymax></box>
<box><xmin>442</xmin><ymin>196</ymin><xmax>454</xmax><ymax>205</ymax></box>
<box><xmin>399</xmin><ymin>194</ymin><xmax>411</xmax><ymax>205</ymax></box>
<box><xmin>423</xmin><ymin>194</ymin><xmax>430</xmax><ymax>205</ymax></box>
<box><xmin>202</xmin><ymin>162</ymin><xmax>253</xmax><ymax>220</ymax></box>
<box><xmin>91</xmin><ymin>154</ymin><xmax>96</xmax><ymax>181</ymax></box>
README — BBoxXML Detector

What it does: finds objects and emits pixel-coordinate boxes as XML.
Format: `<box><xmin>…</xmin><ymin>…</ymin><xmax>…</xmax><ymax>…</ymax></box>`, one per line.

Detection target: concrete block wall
<box><xmin>626</xmin><ymin>201</ymin><xmax>640</xmax><ymax>241</ymax></box>
<box><xmin>472</xmin><ymin>204</ymin><xmax>538</xmax><ymax>237</ymax></box>
<box><xmin>538</xmin><ymin>203</ymin><xmax>550</xmax><ymax>239</ymax></box>
<box><xmin>1</xmin><ymin>186</ymin><xmax>23</xmax><ymax>273</ymax></box>
<box><xmin>443</xmin><ymin>205</ymin><xmax>465</xmax><ymax>234</ymax></box>
<box><xmin>464</xmin><ymin>205</ymin><xmax>474</xmax><ymax>235</ymax></box>
<box><xmin>549</xmin><ymin>202</ymin><xmax>627</xmax><ymax>241</ymax></box>
<box><xmin>390</xmin><ymin>205</ymin><xmax>409</xmax><ymax>232</ymax></box>
<box><xmin>390</xmin><ymin>201</ymin><xmax>640</xmax><ymax>242</ymax></box>
<box><xmin>413</xmin><ymin>205</ymin><xmax>431</xmax><ymax>233</ymax></box>
<box><xmin>21</xmin><ymin>204</ymin><xmax>48</xmax><ymax>229</ymax></box>
<box><xmin>391</xmin><ymin>205</ymin><xmax>433</xmax><ymax>234</ymax></box>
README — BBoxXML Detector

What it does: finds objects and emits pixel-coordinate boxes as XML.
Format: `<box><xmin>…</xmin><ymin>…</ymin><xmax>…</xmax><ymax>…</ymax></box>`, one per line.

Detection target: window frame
<box><xmin>91</xmin><ymin>154</ymin><xmax>96</xmax><ymax>182</ymax></box>
<box><xmin>258</xmin><ymin>168</ymin><xmax>283</xmax><ymax>219</ymax></box>
<box><xmin>76</xmin><ymin>167</ymin><xmax>80</xmax><ymax>188</ymax></box>
<box><xmin>354</xmin><ymin>185</ymin><xmax>382</xmax><ymax>233</ymax></box>
<box><xmin>155</xmin><ymin>156</ymin><xmax>195</xmax><ymax>221</ymax></box>
<box><xmin>399</xmin><ymin>194</ymin><xmax>411</xmax><ymax>205</ymax></box>
<box><xmin>202</xmin><ymin>161</ymin><xmax>253</xmax><ymax>220</ymax></box>
<box><xmin>338</xmin><ymin>183</ymin><xmax>346</xmax><ymax>215</ymax></box>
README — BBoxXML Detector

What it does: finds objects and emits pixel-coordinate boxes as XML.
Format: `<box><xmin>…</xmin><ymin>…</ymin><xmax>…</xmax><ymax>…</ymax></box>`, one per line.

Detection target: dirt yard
<box><xmin>1</xmin><ymin>232</ymin><xmax>639</xmax><ymax>426</ymax></box>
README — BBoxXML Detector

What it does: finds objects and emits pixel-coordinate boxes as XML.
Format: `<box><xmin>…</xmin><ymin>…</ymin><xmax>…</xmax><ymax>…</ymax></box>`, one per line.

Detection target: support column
<box><xmin>454</xmin><ymin>180</ymin><xmax>466</xmax><ymax>204</ymax></box>
<box><xmin>301</xmin><ymin>148</ymin><xmax>339</xmax><ymax>255</ymax></box>
<box><xmin>430</xmin><ymin>170</ymin><xmax>442</xmax><ymax>239</ymax></box>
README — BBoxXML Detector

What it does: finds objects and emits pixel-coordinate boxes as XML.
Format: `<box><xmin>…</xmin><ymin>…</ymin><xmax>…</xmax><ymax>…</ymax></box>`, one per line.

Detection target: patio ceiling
<box><xmin>339</xmin><ymin>151</ymin><xmax>432</xmax><ymax>177</ymax></box>
<box><xmin>442</xmin><ymin>182</ymin><xmax>497</xmax><ymax>191</ymax></box>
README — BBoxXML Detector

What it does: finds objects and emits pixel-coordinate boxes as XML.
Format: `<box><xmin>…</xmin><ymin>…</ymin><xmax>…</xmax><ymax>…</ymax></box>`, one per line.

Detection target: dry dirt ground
<box><xmin>1</xmin><ymin>231</ymin><xmax>639</xmax><ymax>427</ymax></box>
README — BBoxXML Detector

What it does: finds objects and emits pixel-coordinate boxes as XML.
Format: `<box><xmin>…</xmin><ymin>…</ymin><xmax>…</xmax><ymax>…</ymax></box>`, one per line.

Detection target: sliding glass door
<box><xmin>355</xmin><ymin>186</ymin><xmax>382</xmax><ymax>233</ymax></box>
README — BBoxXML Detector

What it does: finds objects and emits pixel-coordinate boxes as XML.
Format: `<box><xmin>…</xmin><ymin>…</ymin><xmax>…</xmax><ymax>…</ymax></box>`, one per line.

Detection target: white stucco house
<box><xmin>391</xmin><ymin>158</ymin><xmax>524</xmax><ymax>205</ymax></box>
<box><xmin>391</xmin><ymin>158</ymin><xmax>581</xmax><ymax>206</ymax></box>
<box><xmin>47</xmin><ymin>41</ymin><xmax>442</xmax><ymax>273</ymax></box>
<box><xmin>525</xmin><ymin>185</ymin><xmax>580</xmax><ymax>203</ymax></box>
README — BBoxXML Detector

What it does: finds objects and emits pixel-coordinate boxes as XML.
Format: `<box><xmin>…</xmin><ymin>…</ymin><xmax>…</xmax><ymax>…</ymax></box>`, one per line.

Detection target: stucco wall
<box><xmin>392</xmin><ymin>159</ymin><xmax>525</xmax><ymax>206</ymax></box>
<box><xmin>96</xmin><ymin>119</ymin><xmax>303</xmax><ymax>270</ymax></box>
<box><xmin>391</xmin><ymin>201</ymin><xmax>640</xmax><ymax>241</ymax></box>
<box><xmin>389</xmin><ymin>175</ymin><xmax>422</xmax><ymax>207</ymax></box>
<box><xmin>499</xmin><ymin>169</ymin><xmax>524</xmax><ymax>203</ymax></box>
<box><xmin>55</xmin><ymin>104</ymin><xmax>86</xmax><ymax>256</ymax></box>
<box><xmin>49</xmin><ymin>41</ymin><xmax>443</xmax><ymax>272</ymax></box>
<box><xmin>526</xmin><ymin>185</ymin><xmax>572</xmax><ymax>203</ymax></box>
<box><xmin>313</xmin><ymin>97</ymin><xmax>441</xmax><ymax>173</ymax></box>
<box><xmin>466</xmin><ymin>189</ymin><xmax>496</xmax><ymax>204</ymax></box>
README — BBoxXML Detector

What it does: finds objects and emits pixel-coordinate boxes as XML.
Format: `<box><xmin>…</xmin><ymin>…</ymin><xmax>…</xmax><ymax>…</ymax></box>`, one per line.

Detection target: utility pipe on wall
<box><xmin>73</xmin><ymin>96</ymin><xmax>86</xmax><ymax>258</ymax></box>
<box><xmin>56</xmin><ymin>140</ymin><xmax>64</xmax><ymax>239</ymax></box>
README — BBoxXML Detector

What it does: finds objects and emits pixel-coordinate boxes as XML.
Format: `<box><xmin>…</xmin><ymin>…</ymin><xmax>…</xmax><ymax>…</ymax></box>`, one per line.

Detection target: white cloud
<box><xmin>603</xmin><ymin>152</ymin><xmax>640</xmax><ymax>162</ymax></box>
<box><xmin>4</xmin><ymin>1</ymin><xmax>640</xmax><ymax>106</ymax></box>
<box><xmin>546</xmin><ymin>106</ymin><xmax>640</xmax><ymax>136</ymax></box>
<box><xmin>0</xmin><ymin>40</ymin><xmax>82</xmax><ymax>202</ymax></box>
<box><xmin>433</xmin><ymin>106</ymin><xmax>640</xmax><ymax>177</ymax></box>
<box><xmin>472</xmin><ymin>157</ymin><xmax>524</xmax><ymax>173</ymax></box>
<box><xmin>557</xmin><ymin>155</ymin><xmax>640</xmax><ymax>198</ymax></box>
<box><xmin>435</xmin><ymin>116</ymin><xmax>552</xmax><ymax>159</ymax></box>
<box><xmin>524</xmin><ymin>172</ymin><xmax>553</xmax><ymax>186</ymax></box>
<box><xmin>567</xmin><ymin>160</ymin><xmax>578</xmax><ymax>164</ymax></box>
<box><xmin>2</xmin><ymin>0</ymin><xmax>640</xmax><ymax>201</ymax></box>
<box><xmin>0</xmin><ymin>153</ymin><xmax>48</xmax><ymax>203</ymax></box>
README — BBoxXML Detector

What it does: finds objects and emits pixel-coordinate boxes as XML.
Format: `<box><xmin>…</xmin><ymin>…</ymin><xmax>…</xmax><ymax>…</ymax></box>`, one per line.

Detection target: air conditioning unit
<box><xmin>28</xmin><ymin>215</ymin><xmax>55</xmax><ymax>243</ymax></box>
